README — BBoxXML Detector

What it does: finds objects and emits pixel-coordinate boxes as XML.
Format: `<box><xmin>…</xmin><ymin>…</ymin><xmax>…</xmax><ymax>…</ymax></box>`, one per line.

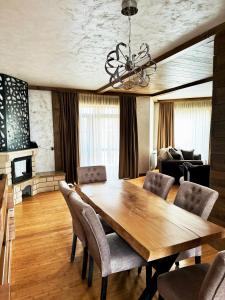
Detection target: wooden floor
<box><xmin>11</xmin><ymin>179</ymin><xmax>218</xmax><ymax>300</ymax></box>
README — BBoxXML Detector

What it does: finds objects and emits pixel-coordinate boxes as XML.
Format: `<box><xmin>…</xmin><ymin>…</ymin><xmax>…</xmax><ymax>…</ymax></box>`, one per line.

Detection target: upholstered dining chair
<box><xmin>59</xmin><ymin>181</ymin><xmax>88</xmax><ymax>279</ymax></box>
<box><xmin>69</xmin><ymin>192</ymin><xmax>151</xmax><ymax>300</ymax></box>
<box><xmin>77</xmin><ymin>165</ymin><xmax>112</xmax><ymax>236</ymax></box>
<box><xmin>59</xmin><ymin>181</ymin><xmax>113</xmax><ymax>278</ymax></box>
<box><xmin>77</xmin><ymin>165</ymin><xmax>107</xmax><ymax>184</ymax></box>
<box><xmin>137</xmin><ymin>171</ymin><xmax>175</xmax><ymax>276</ymax></box>
<box><xmin>174</xmin><ymin>181</ymin><xmax>218</xmax><ymax>267</ymax></box>
<box><xmin>158</xmin><ymin>250</ymin><xmax>225</xmax><ymax>300</ymax></box>
<box><xmin>143</xmin><ymin>171</ymin><xmax>175</xmax><ymax>200</ymax></box>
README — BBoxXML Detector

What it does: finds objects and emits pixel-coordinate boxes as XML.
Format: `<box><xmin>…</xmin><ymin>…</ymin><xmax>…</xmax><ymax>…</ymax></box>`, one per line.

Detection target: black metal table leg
<box><xmin>138</xmin><ymin>254</ymin><xmax>178</xmax><ymax>300</ymax></box>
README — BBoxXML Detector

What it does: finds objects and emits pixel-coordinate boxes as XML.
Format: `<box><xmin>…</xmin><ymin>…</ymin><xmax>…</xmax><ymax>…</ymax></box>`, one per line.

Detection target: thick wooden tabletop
<box><xmin>76</xmin><ymin>180</ymin><xmax>225</xmax><ymax>262</ymax></box>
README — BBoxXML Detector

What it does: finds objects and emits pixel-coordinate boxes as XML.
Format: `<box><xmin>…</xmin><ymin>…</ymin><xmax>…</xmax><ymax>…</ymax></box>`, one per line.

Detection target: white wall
<box><xmin>28</xmin><ymin>90</ymin><xmax>55</xmax><ymax>172</ymax></box>
<box><xmin>136</xmin><ymin>97</ymin><xmax>150</xmax><ymax>174</ymax></box>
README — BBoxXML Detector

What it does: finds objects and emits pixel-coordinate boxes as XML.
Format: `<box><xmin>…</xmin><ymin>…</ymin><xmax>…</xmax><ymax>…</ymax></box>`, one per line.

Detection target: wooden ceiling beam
<box><xmin>150</xmin><ymin>77</ymin><xmax>212</xmax><ymax>97</ymax></box>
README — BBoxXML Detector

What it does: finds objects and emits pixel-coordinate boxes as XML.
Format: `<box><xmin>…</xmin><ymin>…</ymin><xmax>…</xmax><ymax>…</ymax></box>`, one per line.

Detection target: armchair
<box><xmin>159</xmin><ymin>159</ymin><xmax>203</xmax><ymax>184</ymax></box>
<box><xmin>183</xmin><ymin>162</ymin><xmax>210</xmax><ymax>187</ymax></box>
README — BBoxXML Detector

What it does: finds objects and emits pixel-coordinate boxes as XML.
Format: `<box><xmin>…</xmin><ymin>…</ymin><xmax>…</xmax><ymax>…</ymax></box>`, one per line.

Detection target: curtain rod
<box><xmin>156</xmin><ymin>97</ymin><xmax>212</xmax><ymax>103</ymax></box>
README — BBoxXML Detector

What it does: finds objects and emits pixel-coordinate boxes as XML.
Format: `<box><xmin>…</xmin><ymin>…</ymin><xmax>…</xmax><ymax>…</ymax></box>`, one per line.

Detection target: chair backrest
<box><xmin>59</xmin><ymin>180</ymin><xmax>73</xmax><ymax>208</ymax></box>
<box><xmin>143</xmin><ymin>171</ymin><xmax>175</xmax><ymax>200</ymax></box>
<box><xmin>174</xmin><ymin>181</ymin><xmax>218</xmax><ymax>220</ymax></box>
<box><xmin>77</xmin><ymin>165</ymin><xmax>107</xmax><ymax>184</ymax></box>
<box><xmin>199</xmin><ymin>251</ymin><xmax>225</xmax><ymax>300</ymax></box>
<box><xmin>69</xmin><ymin>192</ymin><xmax>111</xmax><ymax>277</ymax></box>
<box><xmin>59</xmin><ymin>181</ymin><xmax>86</xmax><ymax>246</ymax></box>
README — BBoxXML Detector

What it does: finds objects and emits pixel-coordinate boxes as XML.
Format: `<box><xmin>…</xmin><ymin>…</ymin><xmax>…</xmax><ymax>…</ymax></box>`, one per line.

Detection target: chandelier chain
<box><xmin>128</xmin><ymin>16</ymin><xmax>131</xmax><ymax>59</ymax></box>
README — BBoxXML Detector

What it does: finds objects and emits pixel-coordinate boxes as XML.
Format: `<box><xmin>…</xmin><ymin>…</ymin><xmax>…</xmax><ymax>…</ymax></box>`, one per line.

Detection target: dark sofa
<box><xmin>158</xmin><ymin>148</ymin><xmax>203</xmax><ymax>183</ymax></box>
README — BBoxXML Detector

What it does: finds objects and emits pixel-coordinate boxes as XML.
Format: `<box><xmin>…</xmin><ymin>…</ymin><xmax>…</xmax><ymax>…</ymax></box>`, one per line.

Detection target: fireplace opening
<box><xmin>11</xmin><ymin>156</ymin><xmax>32</xmax><ymax>184</ymax></box>
<box><xmin>22</xmin><ymin>185</ymin><xmax>32</xmax><ymax>198</ymax></box>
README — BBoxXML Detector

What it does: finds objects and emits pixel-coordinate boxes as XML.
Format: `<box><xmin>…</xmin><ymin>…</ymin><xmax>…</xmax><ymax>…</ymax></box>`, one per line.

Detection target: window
<box><xmin>79</xmin><ymin>94</ymin><xmax>119</xmax><ymax>179</ymax></box>
<box><xmin>174</xmin><ymin>100</ymin><xmax>212</xmax><ymax>162</ymax></box>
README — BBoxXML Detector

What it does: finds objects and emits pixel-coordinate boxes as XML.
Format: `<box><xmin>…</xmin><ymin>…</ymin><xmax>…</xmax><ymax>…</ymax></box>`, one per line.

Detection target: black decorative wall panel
<box><xmin>0</xmin><ymin>74</ymin><xmax>30</xmax><ymax>152</ymax></box>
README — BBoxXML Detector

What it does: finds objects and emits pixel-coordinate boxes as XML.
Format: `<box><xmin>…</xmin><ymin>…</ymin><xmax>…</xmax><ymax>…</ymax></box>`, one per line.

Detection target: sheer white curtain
<box><xmin>174</xmin><ymin>100</ymin><xmax>212</xmax><ymax>162</ymax></box>
<box><xmin>79</xmin><ymin>93</ymin><xmax>119</xmax><ymax>179</ymax></box>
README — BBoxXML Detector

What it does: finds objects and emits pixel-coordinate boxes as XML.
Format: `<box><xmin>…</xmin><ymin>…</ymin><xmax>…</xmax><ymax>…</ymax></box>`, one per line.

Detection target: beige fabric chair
<box><xmin>59</xmin><ymin>181</ymin><xmax>113</xmax><ymax>279</ymax></box>
<box><xmin>143</xmin><ymin>171</ymin><xmax>175</xmax><ymax>200</ymax></box>
<box><xmin>76</xmin><ymin>165</ymin><xmax>113</xmax><ymax>236</ymax></box>
<box><xmin>158</xmin><ymin>250</ymin><xmax>225</xmax><ymax>300</ymax></box>
<box><xmin>139</xmin><ymin>171</ymin><xmax>175</xmax><ymax>276</ymax></box>
<box><xmin>77</xmin><ymin>165</ymin><xmax>107</xmax><ymax>184</ymax></box>
<box><xmin>174</xmin><ymin>181</ymin><xmax>218</xmax><ymax>265</ymax></box>
<box><xmin>69</xmin><ymin>192</ymin><xmax>149</xmax><ymax>300</ymax></box>
<box><xmin>59</xmin><ymin>181</ymin><xmax>88</xmax><ymax>278</ymax></box>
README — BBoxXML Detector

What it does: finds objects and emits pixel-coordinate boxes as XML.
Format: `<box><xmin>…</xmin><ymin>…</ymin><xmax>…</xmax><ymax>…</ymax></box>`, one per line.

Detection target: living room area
<box><xmin>1</xmin><ymin>1</ymin><xmax>225</xmax><ymax>300</ymax></box>
<box><xmin>154</xmin><ymin>92</ymin><xmax>212</xmax><ymax>186</ymax></box>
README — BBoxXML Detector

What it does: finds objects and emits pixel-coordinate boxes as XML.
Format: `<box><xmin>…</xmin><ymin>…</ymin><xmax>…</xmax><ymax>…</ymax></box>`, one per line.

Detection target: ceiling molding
<box><xmin>157</xmin><ymin>97</ymin><xmax>212</xmax><ymax>103</ymax></box>
<box><xmin>29</xmin><ymin>85</ymin><xmax>97</xmax><ymax>94</ymax></box>
<box><xmin>28</xmin><ymin>84</ymin><xmax>150</xmax><ymax>97</ymax></box>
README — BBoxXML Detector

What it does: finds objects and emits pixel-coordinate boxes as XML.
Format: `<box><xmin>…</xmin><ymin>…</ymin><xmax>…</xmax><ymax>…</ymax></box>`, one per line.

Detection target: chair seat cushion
<box><xmin>98</xmin><ymin>215</ymin><xmax>114</xmax><ymax>234</ymax></box>
<box><xmin>107</xmin><ymin>233</ymin><xmax>146</xmax><ymax>274</ymax></box>
<box><xmin>158</xmin><ymin>263</ymin><xmax>209</xmax><ymax>300</ymax></box>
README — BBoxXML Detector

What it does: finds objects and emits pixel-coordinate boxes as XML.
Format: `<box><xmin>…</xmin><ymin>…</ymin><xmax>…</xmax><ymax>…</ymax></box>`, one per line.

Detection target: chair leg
<box><xmin>82</xmin><ymin>246</ymin><xmax>88</xmax><ymax>280</ymax></box>
<box><xmin>138</xmin><ymin>266</ymin><xmax>142</xmax><ymax>275</ymax></box>
<box><xmin>175</xmin><ymin>261</ymin><xmax>179</xmax><ymax>268</ymax></box>
<box><xmin>100</xmin><ymin>276</ymin><xmax>108</xmax><ymax>300</ymax></box>
<box><xmin>88</xmin><ymin>255</ymin><xmax>94</xmax><ymax>287</ymax></box>
<box><xmin>195</xmin><ymin>256</ymin><xmax>201</xmax><ymax>264</ymax></box>
<box><xmin>70</xmin><ymin>234</ymin><xmax>77</xmax><ymax>262</ymax></box>
<box><xmin>146</xmin><ymin>264</ymin><xmax>152</xmax><ymax>287</ymax></box>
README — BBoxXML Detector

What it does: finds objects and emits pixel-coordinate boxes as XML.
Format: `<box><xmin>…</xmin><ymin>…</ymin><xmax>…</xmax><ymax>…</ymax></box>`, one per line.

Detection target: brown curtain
<box><xmin>119</xmin><ymin>95</ymin><xmax>139</xmax><ymax>179</ymax></box>
<box><xmin>52</xmin><ymin>91</ymin><xmax>79</xmax><ymax>183</ymax></box>
<box><xmin>157</xmin><ymin>102</ymin><xmax>174</xmax><ymax>151</ymax></box>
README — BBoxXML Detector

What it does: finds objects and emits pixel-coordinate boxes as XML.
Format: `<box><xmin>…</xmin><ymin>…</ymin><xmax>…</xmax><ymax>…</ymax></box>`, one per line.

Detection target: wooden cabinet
<box><xmin>0</xmin><ymin>175</ymin><xmax>14</xmax><ymax>300</ymax></box>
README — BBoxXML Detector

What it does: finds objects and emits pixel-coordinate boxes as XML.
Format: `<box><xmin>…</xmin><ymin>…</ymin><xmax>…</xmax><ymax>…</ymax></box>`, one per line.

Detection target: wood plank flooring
<box><xmin>11</xmin><ymin>180</ymin><xmax>219</xmax><ymax>300</ymax></box>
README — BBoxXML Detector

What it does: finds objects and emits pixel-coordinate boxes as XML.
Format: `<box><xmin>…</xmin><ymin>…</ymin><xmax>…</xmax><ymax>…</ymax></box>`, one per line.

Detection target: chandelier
<box><xmin>105</xmin><ymin>0</ymin><xmax>156</xmax><ymax>90</ymax></box>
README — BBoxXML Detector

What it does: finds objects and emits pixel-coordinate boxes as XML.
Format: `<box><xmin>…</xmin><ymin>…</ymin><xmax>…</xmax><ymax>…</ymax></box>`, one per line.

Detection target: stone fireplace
<box><xmin>0</xmin><ymin>148</ymin><xmax>37</xmax><ymax>203</ymax></box>
<box><xmin>0</xmin><ymin>148</ymin><xmax>65</xmax><ymax>204</ymax></box>
<box><xmin>0</xmin><ymin>74</ymin><xmax>65</xmax><ymax>204</ymax></box>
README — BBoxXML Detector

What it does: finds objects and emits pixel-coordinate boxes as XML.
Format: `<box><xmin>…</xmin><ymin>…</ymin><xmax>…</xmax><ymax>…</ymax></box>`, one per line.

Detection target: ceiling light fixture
<box><xmin>105</xmin><ymin>0</ymin><xmax>156</xmax><ymax>90</ymax></box>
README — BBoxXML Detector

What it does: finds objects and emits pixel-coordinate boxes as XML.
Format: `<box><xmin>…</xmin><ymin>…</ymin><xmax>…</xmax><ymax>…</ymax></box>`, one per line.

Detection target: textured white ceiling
<box><xmin>0</xmin><ymin>0</ymin><xmax>224</xmax><ymax>89</ymax></box>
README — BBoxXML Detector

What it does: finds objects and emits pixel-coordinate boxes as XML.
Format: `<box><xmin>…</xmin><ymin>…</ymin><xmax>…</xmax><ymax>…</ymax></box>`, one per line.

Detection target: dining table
<box><xmin>75</xmin><ymin>179</ymin><xmax>225</xmax><ymax>299</ymax></box>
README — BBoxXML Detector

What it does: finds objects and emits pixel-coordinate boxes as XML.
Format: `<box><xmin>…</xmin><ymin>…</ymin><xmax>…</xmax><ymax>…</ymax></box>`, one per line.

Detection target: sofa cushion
<box><xmin>181</xmin><ymin>149</ymin><xmax>194</xmax><ymax>160</ymax></box>
<box><xmin>158</xmin><ymin>147</ymin><xmax>173</xmax><ymax>160</ymax></box>
<box><xmin>169</xmin><ymin>148</ymin><xmax>184</xmax><ymax>160</ymax></box>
